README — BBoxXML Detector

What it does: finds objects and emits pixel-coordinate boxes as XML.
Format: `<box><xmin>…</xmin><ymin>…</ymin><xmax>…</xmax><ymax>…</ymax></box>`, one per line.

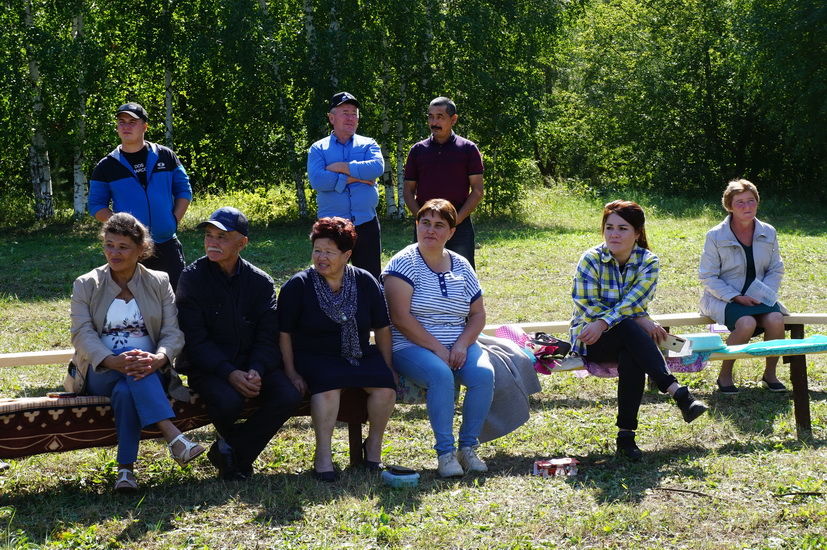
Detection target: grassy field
<box><xmin>1</xmin><ymin>185</ymin><xmax>825</xmax><ymax>549</ymax></box>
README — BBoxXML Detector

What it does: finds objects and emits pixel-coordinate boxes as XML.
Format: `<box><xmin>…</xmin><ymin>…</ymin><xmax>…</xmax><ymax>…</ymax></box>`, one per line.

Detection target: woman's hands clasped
<box><xmin>102</xmin><ymin>349</ymin><xmax>168</xmax><ymax>380</ymax></box>
<box><xmin>732</xmin><ymin>295</ymin><xmax>761</xmax><ymax>306</ymax></box>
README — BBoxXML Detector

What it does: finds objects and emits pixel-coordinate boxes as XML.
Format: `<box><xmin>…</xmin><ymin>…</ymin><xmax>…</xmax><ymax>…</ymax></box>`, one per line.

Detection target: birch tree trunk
<box><xmin>25</xmin><ymin>0</ymin><xmax>54</xmax><ymax>219</ymax></box>
<box><xmin>328</xmin><ymin>3</ymin><xmax>338</xmax><ymax>89</ymax></box>
<box><xmin>72</xmin><ymin>12</ymin><xmax>87</xmax><ymax>219</ymax></box>
<box><xmin>296</xmin><ymin>0</ymin><xmax>321</xmax><ymax>217</ymax></box>
<box><xmin>260</xmin><ymin>0</ymin><xmax>307</xmax><ymax>218</ymax></box>
<box><xmin>165</xmin><ymin>69</ymin><xmax>174</xmax><ymax>147</ymax></box>
<box><xmin>396</xmin><ymin>126</ymin><xmax>406</xmax><ymax>218</ymax></box>
<box><xmin>379</xmin><ymin>35</ymin><xmax>397</xmax><ymax>218</ymax></box>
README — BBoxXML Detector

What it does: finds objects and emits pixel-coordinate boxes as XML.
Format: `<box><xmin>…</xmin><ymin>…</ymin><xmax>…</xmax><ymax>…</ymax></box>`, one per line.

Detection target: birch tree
<box><xmin>70</xmin><ymin>9</ymin><xmax>88</xmax><ymax>218</ymax></box>
<box><xmin>24</xmin><ymin>0</ymin><xmax>54</xmax><ymax>219</ymax></box>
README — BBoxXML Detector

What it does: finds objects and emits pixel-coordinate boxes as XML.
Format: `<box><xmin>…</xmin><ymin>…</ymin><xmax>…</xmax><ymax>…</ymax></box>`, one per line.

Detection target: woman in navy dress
<box><xmin>278</xmin><ymin>217</ymin><xmax>396</xmax><ymax>482</ymax></box>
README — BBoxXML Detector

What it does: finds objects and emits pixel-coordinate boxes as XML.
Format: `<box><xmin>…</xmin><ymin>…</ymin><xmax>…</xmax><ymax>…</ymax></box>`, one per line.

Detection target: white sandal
<box><xmin>168</xmin><ymin>433</ymin><xmax>206</xmax><ymax>467</ymax></box>
<box><xmin>114</xmin><ymin>468</ymin><xmax>138</xmax><ymax>492</ymax></box>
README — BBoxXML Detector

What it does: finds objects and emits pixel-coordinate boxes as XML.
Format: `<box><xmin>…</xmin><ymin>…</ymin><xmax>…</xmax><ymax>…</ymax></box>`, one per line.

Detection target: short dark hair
<box><xmin>310</xmin><ymin>217</ymin><xmax>358</xmax><ymax>252</ymax></box>
<box><xmin>429</xmin><ymin>96</ymin><xmax>457</xmax><ymax>116</ymax></box>
<box><xmin>601</xmin><ymin>200</ymin><xmax>649</xmax><ymax>250</ymax></box>
<box><xmin>416</xmin><ymin>198</ymin><xmax>457</xmax><ymax>229</ymax></box>
<box><xmin>101</xmin><ymin>212</ymin><xmax>154</xmax><ymax>259</ymax></box>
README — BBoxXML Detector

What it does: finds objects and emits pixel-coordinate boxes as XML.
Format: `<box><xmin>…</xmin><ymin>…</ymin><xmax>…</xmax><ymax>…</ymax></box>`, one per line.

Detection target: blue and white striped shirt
<box><xmin>382</xmin><ymin>244</ymin><xmax>482</xmax><ymax>352</ymax></box>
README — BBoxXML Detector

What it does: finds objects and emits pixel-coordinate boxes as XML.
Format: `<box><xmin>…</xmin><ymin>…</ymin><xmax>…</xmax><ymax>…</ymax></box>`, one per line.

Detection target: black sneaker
<box><xmin>207</xmin><ymin>440</ymin><xmax>246</xmax><ymax>480</ymax></box>
<box><xmin>616</xmin><ymin>432</ymin><xmax>643</xmax><ymax>462</ymax></box>
<box><xmin>674</xmin><ymin>387</ymin><xmax>708</xmax><ymax>423</ymax></box>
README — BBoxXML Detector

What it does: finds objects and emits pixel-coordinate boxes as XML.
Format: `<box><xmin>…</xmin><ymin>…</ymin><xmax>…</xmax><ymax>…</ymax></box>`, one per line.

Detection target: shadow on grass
<box><xmin>704</xmin><ymin>387</ymin><xmax>794</xmax><ymax>434</ymax></box>
<box><xmin>1</xmin><ymin>457</ymin><xmax>463</xmax><ymax>545</ymax></box>
<box><xmin>541</xmin><ymin>434</ymin><xmax>826</xmax><ymax>505</ymax></box>
<box><xmin>532</xmin><ymin>384</ymin><xmax>825</xmax><ymax>437</ymax></box>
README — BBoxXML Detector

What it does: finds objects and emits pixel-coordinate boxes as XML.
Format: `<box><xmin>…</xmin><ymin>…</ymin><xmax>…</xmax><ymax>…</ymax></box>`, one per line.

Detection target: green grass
<box><xmin>1</xmin><ymin>184</ymin><xmax>825</xmax><ymax>549</ymax></box>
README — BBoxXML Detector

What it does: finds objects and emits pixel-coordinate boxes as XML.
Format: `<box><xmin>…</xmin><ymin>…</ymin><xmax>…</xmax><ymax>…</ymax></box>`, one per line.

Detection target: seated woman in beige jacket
<box><xmin>67</xmin><ymin>213</ymin><xmax>204</xmax><ymax>491</ymax></box>
<box><xmin>699</xmin><ymin>179</ymin><xmax>788</xmax><ymax>394</ymax></box>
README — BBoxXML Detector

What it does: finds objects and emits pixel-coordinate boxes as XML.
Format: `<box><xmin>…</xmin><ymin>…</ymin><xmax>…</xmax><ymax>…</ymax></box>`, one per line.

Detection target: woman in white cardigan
<box><xmin>699</xmin><ymin>179</ymin><xmax>787</xmax><ymax>394</ymax></box>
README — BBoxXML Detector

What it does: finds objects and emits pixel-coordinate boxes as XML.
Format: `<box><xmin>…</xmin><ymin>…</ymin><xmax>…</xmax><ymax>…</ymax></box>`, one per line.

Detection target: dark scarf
<box><xmin>309</xmin><ymin>265</ymin><xmax>361</xmax><ymax>366</ymax></box>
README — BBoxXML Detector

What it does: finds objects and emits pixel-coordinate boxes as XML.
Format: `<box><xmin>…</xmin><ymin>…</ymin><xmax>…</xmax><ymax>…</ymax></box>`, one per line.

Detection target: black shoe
<box><xmin>312</xmin><ymin>468</ymin><xmax>339</xmax><ymax>483</ymax></box>
<box><xmin>616</xmin><ymin>432</ymin><xmax>643</xmax><ymax>462</ymax></box>
<box><xmin>674</xmin><ymin>386</ymin><xmax>708</xmax><ymax>423</ymax></box>
<box><xmin>207</xmin><ymin>440</ymin><xmax>245</xmax><ymax>480</ymax></box>
<box><xmin>716</xmin><ymin>379</ymin><xmax>739</xmax><ymax>394</ymax></box>
<box><xmin>362</xmin><ymin>440</ymin><xmax>385</xmax><ymax>471</ymax></box>
<box><xmin>761</xmin><ymin>377</ymin><xmax>787</xmax><ymax>392</ymax></box>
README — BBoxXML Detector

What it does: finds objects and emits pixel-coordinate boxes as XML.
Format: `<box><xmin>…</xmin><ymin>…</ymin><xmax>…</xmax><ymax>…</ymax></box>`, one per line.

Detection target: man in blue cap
<box><xmin>88</xmin><ymin>102</ymin><xmax>192</xmax><ymax>290</ymax></box>
<box><xmin>176</xmin><ymin>207</ymin><xmax>302</xmax><ymax>480</ymax></box>
<box><xmin>307</xmin><ymin>92</ymin><xmax>385</xmax><ymax>279</ymax></box>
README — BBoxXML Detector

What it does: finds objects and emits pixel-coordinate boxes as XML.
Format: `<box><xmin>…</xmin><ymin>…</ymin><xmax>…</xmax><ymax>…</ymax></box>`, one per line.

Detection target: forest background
<box><xmin>2</xmin><ymin>0</ymin><xmax>825</xmax><ymax>228</ymax></box>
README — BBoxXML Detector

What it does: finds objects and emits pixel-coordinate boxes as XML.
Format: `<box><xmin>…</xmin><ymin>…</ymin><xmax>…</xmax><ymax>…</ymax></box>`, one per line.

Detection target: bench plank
<box><xmin>0</xmin><ymin>350</ymin><xmax>73</xmax><ymax>368</ymax></box>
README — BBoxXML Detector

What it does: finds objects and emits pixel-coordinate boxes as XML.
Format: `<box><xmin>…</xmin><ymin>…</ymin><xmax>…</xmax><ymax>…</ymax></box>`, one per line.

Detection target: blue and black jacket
<box><xmin>88</xmin><ymin>141</ymin><xmax>192</xmax><ymax>243</ymax></box>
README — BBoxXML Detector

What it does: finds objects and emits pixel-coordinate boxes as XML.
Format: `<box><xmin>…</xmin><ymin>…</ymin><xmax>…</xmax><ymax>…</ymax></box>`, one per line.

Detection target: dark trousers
<box><xmin>411</xmin><ymin>216</ymin><xmax>477</xmax><ymax>270</ymax></box>
<box><xmin>586</xmin><ymin>318</ymin><xmax>677</xmax><ymax>431</ymax></box>
<box><xmin>351</xmin><ymin>216</ymin><xmax>382</xmax><ymax>280</ymax></box>
<box><xmin>189</xmin><ymin>369</ymin><xmax>302</xmax><ymax>468</ymax></box>
<box><xmin>141</xmin><ymin>236</ymin><xmax>186</xmax><ymax>292</ymax></box>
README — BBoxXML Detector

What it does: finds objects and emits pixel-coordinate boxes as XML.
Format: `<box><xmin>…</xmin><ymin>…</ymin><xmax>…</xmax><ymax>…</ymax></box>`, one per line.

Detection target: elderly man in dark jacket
<box><xmin>176</xmin><ymin>206</ymin><xmax>302</xmax><ymax>480</ymax></box>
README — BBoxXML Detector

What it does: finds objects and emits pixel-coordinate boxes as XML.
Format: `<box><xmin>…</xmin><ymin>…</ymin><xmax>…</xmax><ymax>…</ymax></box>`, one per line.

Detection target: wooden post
<box><xmin>785</xmin><ymin>323</ymin><xmax>811</xmax><ymax>439</ymax></box>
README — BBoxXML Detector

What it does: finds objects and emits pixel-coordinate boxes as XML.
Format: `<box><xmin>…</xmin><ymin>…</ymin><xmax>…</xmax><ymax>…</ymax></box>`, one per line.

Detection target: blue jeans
<box><xmin>393</xmin><ymin>342</ymin><xmax>494</xmax><ymax>455</ymax></box>
<box><xmin>86</xmin><ymin>367</ymin><xmax>174</xmax><ymax>464</ymax></box>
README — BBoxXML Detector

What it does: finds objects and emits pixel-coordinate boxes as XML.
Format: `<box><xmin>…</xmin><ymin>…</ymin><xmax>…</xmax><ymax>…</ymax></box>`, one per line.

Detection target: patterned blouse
<box><xmin>100</xmin><ymin>298</ymin><xmax>154</xmax><ymax>355</ymax></box>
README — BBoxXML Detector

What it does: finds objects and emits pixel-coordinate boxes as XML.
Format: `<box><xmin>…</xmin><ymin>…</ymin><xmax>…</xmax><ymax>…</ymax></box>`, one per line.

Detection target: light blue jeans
<box><xmin>86</xmin><ymin>367</ymin><xmax>174</xmax><ymax>464</ymax></box>
<box><xmin>393</xmin><ymin>342</ymin><xmax>494</xmax><ymax>455</ymax></box>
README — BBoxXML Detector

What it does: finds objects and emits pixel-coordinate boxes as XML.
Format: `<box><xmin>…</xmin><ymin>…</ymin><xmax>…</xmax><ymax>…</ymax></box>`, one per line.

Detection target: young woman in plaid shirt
<box><xmin>569</xmin><ymin>200</ymin><xmax>707</xmax><ymax>460</ymax></box>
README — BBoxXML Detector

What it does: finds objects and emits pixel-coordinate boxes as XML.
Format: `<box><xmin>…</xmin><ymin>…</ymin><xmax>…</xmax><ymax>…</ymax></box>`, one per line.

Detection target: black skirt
<box><xmin>294</xmin><ymin>345</ymin><xmax>396</xmax><ymax>395</ymax></box>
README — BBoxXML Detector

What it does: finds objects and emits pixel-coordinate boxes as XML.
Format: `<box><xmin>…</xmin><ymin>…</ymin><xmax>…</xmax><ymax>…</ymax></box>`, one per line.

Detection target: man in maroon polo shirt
<box><xmin>403</xmin><ymin>97</ymin><xmax>484</xmax><ymax>269</ymax></box>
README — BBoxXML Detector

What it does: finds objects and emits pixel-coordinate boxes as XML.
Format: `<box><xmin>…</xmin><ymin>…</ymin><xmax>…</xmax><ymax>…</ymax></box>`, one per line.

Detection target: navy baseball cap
<box><xmin>329</xmin><ymin>92</ymin><xmax>360</xmax><ymax>110</ymax></box>
<box><xmin>197</xmin><ymin>207</ymin><xmax>249</xmax><ymax>236</ymax></box>
<box><xmin>116</xmin><ymin>102</ymin><xmax>149</xmax><ymax>122</ymax></box>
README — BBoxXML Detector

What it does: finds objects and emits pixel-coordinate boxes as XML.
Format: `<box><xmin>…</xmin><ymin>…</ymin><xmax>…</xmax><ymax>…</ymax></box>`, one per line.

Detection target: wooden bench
<box><xmin>2</xmin><ymin>312</ymin><xmax>824</xmax><ymax>460</ymax></box>
<box><xmin>481</xmin><ymin>313</ymin><xmax>827</xmax><ymax>439</ymax></box>
<box><xmin>0</xmin><ymin>351</ymin><xmax>368</xmax><ymax>464</ymax></box>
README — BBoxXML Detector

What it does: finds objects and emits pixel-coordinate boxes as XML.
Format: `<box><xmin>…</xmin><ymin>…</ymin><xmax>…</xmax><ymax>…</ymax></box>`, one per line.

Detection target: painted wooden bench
<box><xmin>480</xmin><ymin>313</ymin><xmax>827</xmax><ymax>439</ymax></box>
<box><xmin>2</xmin><ymin>312</ymin><xmax>824</xmax><ymax>462</ymax></box>
<box><xmin>0</xmin><ymin>352</ymin><xmax>368</xmax><ymax>464</ymax></box>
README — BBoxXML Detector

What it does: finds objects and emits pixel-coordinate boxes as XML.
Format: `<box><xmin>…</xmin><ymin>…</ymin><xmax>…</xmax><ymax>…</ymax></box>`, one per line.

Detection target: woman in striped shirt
<box><xmin>569</xmin><ymin>200</ymin><xmax>707</xmax><ymax>461</ymax></box>
<box><xmin>383</xmin><ymin>199</ymin><xmax>494</xmax><ymax>478</ymax></box>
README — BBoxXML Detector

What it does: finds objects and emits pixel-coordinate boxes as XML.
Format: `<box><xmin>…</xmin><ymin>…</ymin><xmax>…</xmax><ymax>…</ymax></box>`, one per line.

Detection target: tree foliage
<box><xmin>542</xmin><ymin>0</ymin><xmax>827</xmax><ymax>198</ymax></box>
<box><xmin>1</xmin><ymin>0</ymin><xmax>824</xmax><ymax>224</ymax></box>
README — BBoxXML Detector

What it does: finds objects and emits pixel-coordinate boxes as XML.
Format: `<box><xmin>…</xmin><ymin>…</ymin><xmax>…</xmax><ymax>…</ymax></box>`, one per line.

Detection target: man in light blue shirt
<box><xmin>307</xmin><ymin>92</ymin><xmax>385</xmax><ymax>279</ymax></box>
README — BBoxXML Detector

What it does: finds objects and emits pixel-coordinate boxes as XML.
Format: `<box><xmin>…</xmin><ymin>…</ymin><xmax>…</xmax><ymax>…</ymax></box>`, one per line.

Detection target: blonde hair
<box><xmin>722</xmin><ymin>179</ymin><xmax>760</xmax><ymax>211</ymax></box>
